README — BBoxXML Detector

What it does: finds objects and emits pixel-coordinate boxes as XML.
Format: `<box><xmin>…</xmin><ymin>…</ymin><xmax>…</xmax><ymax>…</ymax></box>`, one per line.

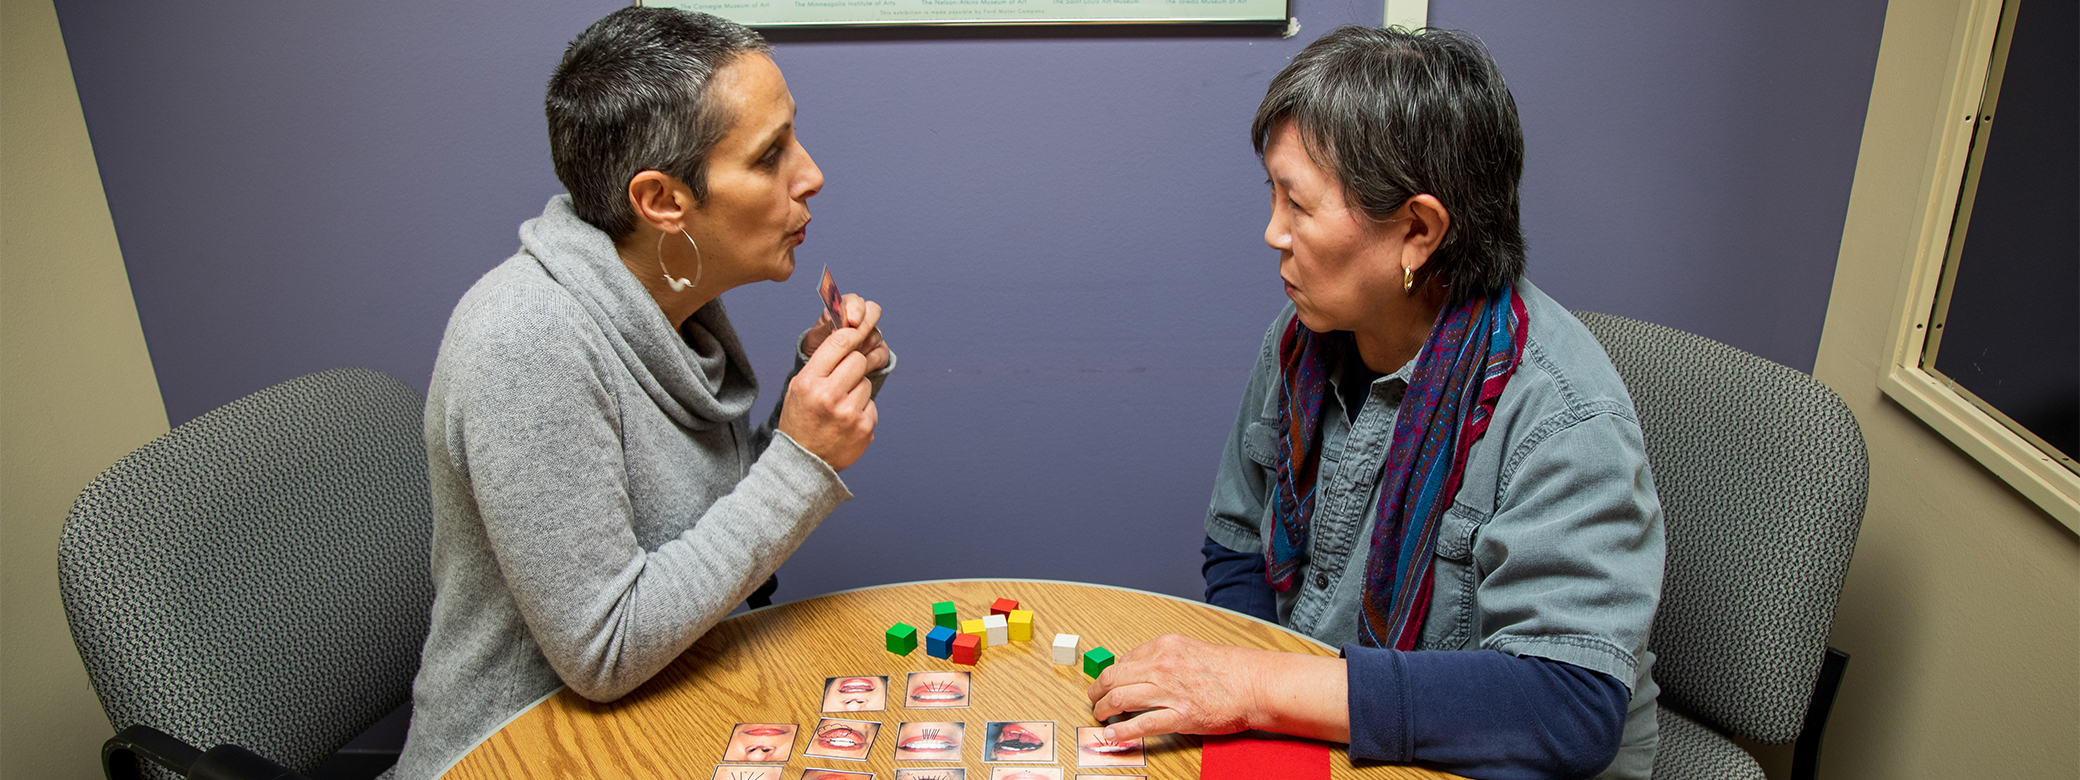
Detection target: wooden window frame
<box><xmin>1879</xmin><ymin>0</ymin><xmax>2080</xmax><ymax>531</ymax></box>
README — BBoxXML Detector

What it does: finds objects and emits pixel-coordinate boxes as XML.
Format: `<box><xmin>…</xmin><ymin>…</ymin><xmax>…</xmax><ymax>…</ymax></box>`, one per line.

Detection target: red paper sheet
<box><xmin>1200</xmin><ymin>731</ymin><xmax>1331</xmax><ymax>780</ymax></box>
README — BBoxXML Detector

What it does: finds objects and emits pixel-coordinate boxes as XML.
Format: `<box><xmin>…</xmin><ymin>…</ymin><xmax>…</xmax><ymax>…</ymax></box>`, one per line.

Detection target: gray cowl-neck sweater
<box><xmin>396</xmin><ymin>196</ymin><xmax>858</xmax><ymax>778</ymax></box>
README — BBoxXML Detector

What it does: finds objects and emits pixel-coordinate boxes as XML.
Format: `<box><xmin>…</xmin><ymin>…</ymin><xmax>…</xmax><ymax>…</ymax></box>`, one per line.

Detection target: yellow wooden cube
<box><xmin>961</xmin><ymin>618</ymin><xmax>989</xmax><ymax>648</ymax></box>
<box><xmin>1007</xmin><ymin>609</ymin><xmax>1033</xmax><ymax>642</ymax></box>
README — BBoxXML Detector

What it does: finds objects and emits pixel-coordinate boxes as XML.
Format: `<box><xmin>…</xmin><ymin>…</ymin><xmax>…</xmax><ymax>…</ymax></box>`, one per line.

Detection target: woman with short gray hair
<box><xmin>1088</xmin><ymin>27</ymin><xmax>1665</xmax><ymax>780</ymax></box>
<box><xmin>396</xmin><ymin>8</ymin><xmax>890</xmax><ymax>777</ymax></box>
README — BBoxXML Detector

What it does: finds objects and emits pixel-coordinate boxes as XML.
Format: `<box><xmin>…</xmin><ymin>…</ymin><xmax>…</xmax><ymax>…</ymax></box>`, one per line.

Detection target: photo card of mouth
<box><xmin>720</xmin><ymin>723</ymin><xmax>799</xmax><ymax>763</ymax></box>
<box><xmin>710</xmin><ymin>766</ymin><xmax>782</xmax><ymax>780</ymax></box>
<box><xmin>903</xmin><ymin>670</ymin><xmax>971</xmax><ymax>709</ymax></box>
<box><xmin>803</xmin><ymin>718</ymin><xmax>881</xmax><ymax>761</ymax></box>
<box><xmin>820</xmin><ymin>675</ymin><xmax>889</xmax><ymax>713</ymax></box>
<box><xmin>1072</xmin><ymin>727</ymin><xmax>1145</xmax><ymax>768</ymax></box>
<box><xmin>800</xmin><ymin>770</ymin><xmax>875</xmax><ymax>780</ymax></box>
<box><xmin>895</xmin><ymin>770</ymin><xmax>968</xmax><ymax>780</ymax></box>
<box><xmin>892</xmin><ymin>721</ymin><xmax>966</xmax><ymax>762</ymax></box>
<box><xmin>818</xmin><ymin>265</ymin><xmax>843</xmax><ymax>331</ymax></box>
<box><xmin>987</xmin><ymin>768</ymin><xmax>1065</xmax><ymax>780</ymax></box>
<box><xmin>983</xmin><ymin>721</ymin><xmax>1055</xmax><ymax>763</ymax></box>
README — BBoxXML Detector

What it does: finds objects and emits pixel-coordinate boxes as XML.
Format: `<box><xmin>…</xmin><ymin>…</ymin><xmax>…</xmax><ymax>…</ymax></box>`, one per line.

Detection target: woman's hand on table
<box><xmin>779</xmin><ymin>301</ymin><xmax>880</xmax><ymax>471</ymax></box>
<box><xmin>1086</xmin><ymin>633</ymin><xmax>1350</xmax><ymax>744</ymax></box>
<box><xmin>800</xmin><ymin>294</ymin><xmax>889</xmax><ymax>374</ymax></box>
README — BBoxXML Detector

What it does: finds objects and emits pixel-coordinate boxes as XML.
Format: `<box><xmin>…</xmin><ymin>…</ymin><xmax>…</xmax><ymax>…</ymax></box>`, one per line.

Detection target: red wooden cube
<box><xmin>951</xmin><ymin>632</ymin><xmax>982</xmax><ymax>665</ymax></box>
<box><xmin>989</xmin><ymin>597</ymin><xmax>1020</xmax><ymax>617</ymax></box>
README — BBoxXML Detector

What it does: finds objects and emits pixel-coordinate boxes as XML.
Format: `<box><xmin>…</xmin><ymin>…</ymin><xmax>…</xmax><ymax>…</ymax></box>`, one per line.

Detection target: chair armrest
<box><xmin>102</xmin><ymin>725</ymin><xmax>311</xmax><ymax>780</ymax></box>
<box><xmin>104</xmin><ymin>725</ymin><xmax>201</xmax><ymax>780</ymax></box>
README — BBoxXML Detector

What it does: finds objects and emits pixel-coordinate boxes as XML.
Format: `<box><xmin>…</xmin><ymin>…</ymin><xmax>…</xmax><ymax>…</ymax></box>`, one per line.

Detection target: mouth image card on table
<box><xmin>892</xmin><ymin>721</ymin><xmax>965</xmax><ymax>761</ymax></box>
<box><xmin>895</xmin><ymin>770</ymin><xmax>968</xmax><ymax>780</ymax></box>
<box><xmin>711</xmin><ymin>767</ymin><xmax>783</xmax><ymax>780</ymax></box>
<box><xmin>818</xmin><ymin>266</ymin><xmax>844</xmax><ymax>330</ymax></box>
<box><xmin>983</xmin><ymin>721</ymin><xmax>1055</xmax><ymax>763</ymax></box>
<box><xmin>988</xmin><ymin>768</ymin><xmax>1064</xmax><ymax>780</ymax></box>
<box><xmin>803</xmin><ymin>718</ymin><xmax>881</xmax><ymax>761</ymax></box>
<box><xmin>721</xmin><ymin>723</ymin><xmax>798</xmax><ymax>763</ymax></box>
<box><xmin>820</xmin><ymin>675</ymin><xmax>889</xmax><ymax>712</ymax></box>
<box><xmin>800</xmin><ymin>770</ymin><xmax>875</xmax><ymax>780</ymax></box>
<box><xmin>1072</xmin><ymin>727</ymin><xmax>1145</xmax><ymax>768</ymax></box>
<box><xmin>902</xmin><ymin>671</ymin><xmax>971</xmax><ymax>709</ymax></box>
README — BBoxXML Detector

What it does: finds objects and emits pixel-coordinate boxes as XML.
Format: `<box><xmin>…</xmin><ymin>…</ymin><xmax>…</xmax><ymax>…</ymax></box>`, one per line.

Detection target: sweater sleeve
<box><xmin>756</xmin><ymin>330</ymin><xmax>899</xmax><ymax>455</ymax></box>
<box><xmin>439</xmin><ymin>288</ymin><xmax>850</xmax><ymax>702</ymax></box>
<box><xmin>1345</xmin><ymin>646</ymin><xmax>1630</xmax><ymax>780</ymax></box>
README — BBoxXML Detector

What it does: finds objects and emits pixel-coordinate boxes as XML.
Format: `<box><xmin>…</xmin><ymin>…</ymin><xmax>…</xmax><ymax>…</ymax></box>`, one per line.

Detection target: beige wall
<box><xmin>1793</xmin><ymin>0</ymin><xmax>2080</xmax><ymax>777</ymax></box>
<box><xmin>0</xmin><ymin>0</ymin><xmax>172</xmax><ymax>777</ymax></box>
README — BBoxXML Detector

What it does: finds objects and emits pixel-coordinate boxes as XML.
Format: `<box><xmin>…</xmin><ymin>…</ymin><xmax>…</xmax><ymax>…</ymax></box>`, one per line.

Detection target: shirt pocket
<box><xmin>1418</xmin><ymin>502</ymin><xmax>1485</xmax><ymax>650</ymax></box>
<box><xmin>1243</xmin><ymin>420</ymin><xmax>1279</xmax><ymax>468</ymax></box>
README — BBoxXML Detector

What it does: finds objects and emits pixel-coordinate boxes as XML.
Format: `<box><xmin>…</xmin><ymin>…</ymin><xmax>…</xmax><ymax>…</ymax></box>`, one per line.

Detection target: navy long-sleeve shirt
<box><xmin>1203</xmin><ymin>536</ymin><xmax>1630</xmax><ymax>780</ymax></box>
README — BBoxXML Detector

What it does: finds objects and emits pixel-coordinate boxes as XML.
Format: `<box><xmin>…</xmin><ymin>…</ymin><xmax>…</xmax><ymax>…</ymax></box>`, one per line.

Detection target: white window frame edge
<box><xmin>1878</xmin><ymin>0</ymin><xmax>2080</xmax><ymax>532</ymax></box>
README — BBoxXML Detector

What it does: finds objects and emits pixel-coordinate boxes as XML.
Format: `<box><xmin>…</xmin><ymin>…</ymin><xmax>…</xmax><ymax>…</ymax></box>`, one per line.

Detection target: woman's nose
<box><xmin>796</xmin><ymin>146</ymin><xmax>824</xmax><ymax>200</ymax></box>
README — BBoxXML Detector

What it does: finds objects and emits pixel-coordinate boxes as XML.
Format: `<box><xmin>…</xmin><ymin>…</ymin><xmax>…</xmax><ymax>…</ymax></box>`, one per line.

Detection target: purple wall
<box><xmin>55</xmin><ymin>0</ymin><xmax>1885</xmax><ymax>602</ymax></box>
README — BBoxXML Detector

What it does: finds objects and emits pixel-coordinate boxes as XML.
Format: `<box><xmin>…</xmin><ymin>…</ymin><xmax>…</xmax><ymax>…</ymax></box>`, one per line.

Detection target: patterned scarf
<box><xmin>1267</xmin><ymin>282</ymin><xmax>1527</xmax><ymax>649</ymax></box>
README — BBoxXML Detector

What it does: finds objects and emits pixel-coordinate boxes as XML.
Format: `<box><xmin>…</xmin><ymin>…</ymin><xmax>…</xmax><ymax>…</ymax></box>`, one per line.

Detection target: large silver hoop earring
<box><xmin>657</xmin><ymin>228</ymin><xmax>701</xmax><ymax>292</ymax></box>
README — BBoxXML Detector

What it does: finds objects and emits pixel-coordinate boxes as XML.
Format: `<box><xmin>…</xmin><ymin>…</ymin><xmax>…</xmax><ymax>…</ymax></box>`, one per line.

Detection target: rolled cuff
<box><xmin>1344</xmin><ymin>644</ymin><xmax>1414</xmax><ymax>763</ymax></box>
<box><xmin>1485</xmin><ymin>635</ymin><xmax>1638</xmax><ymax>691</ymax></box>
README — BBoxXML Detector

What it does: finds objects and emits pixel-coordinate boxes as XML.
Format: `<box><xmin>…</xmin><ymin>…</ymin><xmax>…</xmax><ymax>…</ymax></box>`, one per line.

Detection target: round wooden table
<box><xmin>441</xmin><ymin>579</ymin><xmax>1460</xmax><ymax>780</ymax></box>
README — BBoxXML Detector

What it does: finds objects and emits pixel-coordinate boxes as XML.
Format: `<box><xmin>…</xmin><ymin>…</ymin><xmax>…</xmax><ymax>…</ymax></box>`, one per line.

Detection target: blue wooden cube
<box><xmin>925</xmin><ymin>625</ymin><xmax>957</xmax><ymax>659</ymax></box>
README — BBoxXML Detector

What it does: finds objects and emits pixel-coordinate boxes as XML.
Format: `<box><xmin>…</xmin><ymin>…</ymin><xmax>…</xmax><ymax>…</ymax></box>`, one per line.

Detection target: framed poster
<box><xmin>643</xmin><ymin>0</ymin><xmax>1287</xmax><ymax>28</ymax></box>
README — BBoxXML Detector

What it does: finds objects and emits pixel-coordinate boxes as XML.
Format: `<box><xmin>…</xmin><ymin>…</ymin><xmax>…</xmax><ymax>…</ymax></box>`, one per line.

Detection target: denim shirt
<box><xmin>1203</xmin><ymin>279</ymin><xmax>1666</xmax><ymax>780</ymax></box>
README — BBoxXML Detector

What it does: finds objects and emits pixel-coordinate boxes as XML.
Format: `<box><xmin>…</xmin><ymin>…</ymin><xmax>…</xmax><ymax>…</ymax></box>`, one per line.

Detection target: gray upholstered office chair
<box><xmin>1574</xmin><ymin>312</ymin><xmax>1866</xmax><ymax>780</ymax></box>
<box><xmin>59</xmin><ymin>368</ymin><xmax>434</xmax><ymax>780</ymax></box>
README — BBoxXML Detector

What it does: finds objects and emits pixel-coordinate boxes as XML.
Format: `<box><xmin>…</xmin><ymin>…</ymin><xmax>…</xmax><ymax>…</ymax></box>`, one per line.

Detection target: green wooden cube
<box><xmin>886</xmin><ymin>622</ymin><xmax>919</xmax><ymax>656</ymax></box>
<box><xmin>932</xmin><ymin>601</ymin><xmax>959</xmax><ymax>630</ymax></box>
<box><xmin>1083</xmin><ymin>646</ymin><xmax>1116</xmax><ymax>679</ymax></box>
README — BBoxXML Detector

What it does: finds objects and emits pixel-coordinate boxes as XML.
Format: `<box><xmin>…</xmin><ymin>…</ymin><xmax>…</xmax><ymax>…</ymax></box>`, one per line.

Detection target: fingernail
<box><xmin>1102</xmin><ymin>728</ymin><xmax>1116</xmax><ymax>740</ymax></box>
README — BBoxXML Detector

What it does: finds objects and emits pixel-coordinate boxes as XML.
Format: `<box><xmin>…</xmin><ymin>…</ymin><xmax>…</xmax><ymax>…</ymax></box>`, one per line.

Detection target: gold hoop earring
<box><xmin>657</xmin><ymin>228</ymin><xmax>701</xmax><ymax>292</ymax></box>
<box><xmin>1403</xmin><ymin>267</ymin><xmax>1415</xmax><ymax>295</ymax></box>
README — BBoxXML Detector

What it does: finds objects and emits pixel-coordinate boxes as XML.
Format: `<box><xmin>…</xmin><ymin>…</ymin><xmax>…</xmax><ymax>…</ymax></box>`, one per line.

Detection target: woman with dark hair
<box><xmin>395</xmin><ymin>9</ymin><xmax>890</xmax><ymax>777</ymax></box>
<box><xmin>1087</xmin><ymin>27</ymin><xmax>1664</xmax><ymax>780</ymax></box>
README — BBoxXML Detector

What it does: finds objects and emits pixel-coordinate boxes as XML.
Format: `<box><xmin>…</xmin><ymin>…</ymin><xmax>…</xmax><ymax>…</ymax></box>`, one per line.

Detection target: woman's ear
<box><xmin>1398</xmin><ymin>193</ymin><xmax>1451</xmax><ymax>276</ymax></box>
<box><xmin>626</xmin><ymin>170</ymin><xmax>694</xmax><ymax>233</ymax></box>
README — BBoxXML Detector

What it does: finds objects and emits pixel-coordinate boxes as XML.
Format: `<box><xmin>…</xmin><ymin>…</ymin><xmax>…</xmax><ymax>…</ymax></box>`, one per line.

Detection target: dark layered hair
<box><xmin>1251</xmin><ymin>26</ymin><xmax>1527</xmax><ymax>304</ymax></box>
<box><xmin>546</xmin><ymin>8</ymin><xmax>770</xmax><ymax>239</ymax></box>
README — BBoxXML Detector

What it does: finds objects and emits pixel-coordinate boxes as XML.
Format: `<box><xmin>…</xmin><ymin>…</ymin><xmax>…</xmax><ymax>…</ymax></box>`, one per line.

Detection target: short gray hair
<box><xmin>546</xmin><ymin>7</ymin><xmax>771</xmax><ymax>239</ymax></box>
<box><xmin>1251</xmin><ymin>26</ymin><xmax>1527</xmax><ymax>304</ymax></box>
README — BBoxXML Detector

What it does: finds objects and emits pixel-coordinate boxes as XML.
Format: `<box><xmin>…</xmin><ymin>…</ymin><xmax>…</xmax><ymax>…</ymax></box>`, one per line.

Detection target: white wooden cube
<box><xmin>1052</xmin><ymin>633</ymin><xmax>1080</xmax><ymax>665</ymax></box>
<box><xmin>983</xmin><ymin>613</ymin><xmax>1009</xmax><ymax>646</ymax></box>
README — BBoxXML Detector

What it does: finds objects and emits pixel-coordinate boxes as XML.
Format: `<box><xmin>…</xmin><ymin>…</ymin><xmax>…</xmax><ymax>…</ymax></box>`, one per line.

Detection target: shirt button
<box><xmin>1314</xmin><ymin>572</ymin><xmax>1330</xmax><ymax>589</ymax></box>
